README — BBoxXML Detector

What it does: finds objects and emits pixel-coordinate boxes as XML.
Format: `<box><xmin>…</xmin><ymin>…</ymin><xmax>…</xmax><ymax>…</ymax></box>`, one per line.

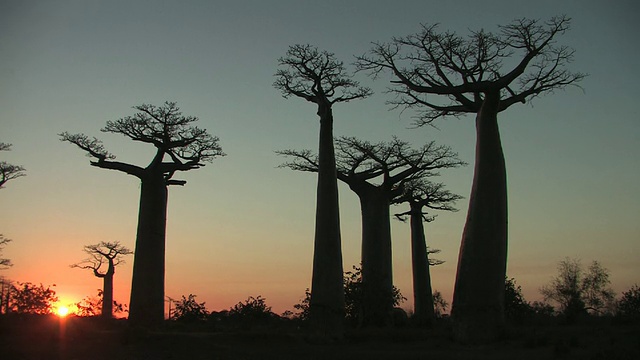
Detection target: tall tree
<box><xmin>279</xmin><ymin>136</ymin><xmax>463</xmax><ymax>325</ymax></box>
<box><xmin>274</xmin><ymin>44</ymin><xmax>372</xmax><ymax>338</ymax></box>
<box><xmin>71</xmin><ymin>241</ymin><xmax>132</xmax><ymax>319</ymax></box>
<box><xmin>393</xmin><ymin>180</ymin><xmax>462</xmax><ymax>326</ymax></box>
<box><xmin>0</xmin><ymin>142</ymin><xmax>26</xmax><ymax>189</ymax></box>
<box><xmin>356</xmin><ymin>16</ymin><xmax>585</xmax><ymax>342</ymax></box>
<box><xmin>60</xmin><ymin>101</ymin><xmax>224</xmax><ymax>327</ymax></box>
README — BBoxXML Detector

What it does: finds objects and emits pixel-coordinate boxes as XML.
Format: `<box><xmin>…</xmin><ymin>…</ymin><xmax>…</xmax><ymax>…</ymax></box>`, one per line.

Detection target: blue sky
<box><xmin>1</xmin><ymin>0</ymin><xmax>638</xmax><ymax>313</ymax></box>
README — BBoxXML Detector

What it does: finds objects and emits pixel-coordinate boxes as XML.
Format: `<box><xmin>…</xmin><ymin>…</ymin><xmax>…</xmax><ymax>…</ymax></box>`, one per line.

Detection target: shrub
<box><xmin>229</xmin><ymin>295</ymin><xmax>274</xmax><ymax>322</ymax></box>
<box><xmin>505</xmin><ymin>277</ymin><xmax>533</xmax><ymax>323</ymax></box>
<box><xmin>432</xmin><ymin>290</ymin><xmax>448</xmax><ymax>318</ymax></box>
<box><xmin>170</xmin><ymin>294</ymin><xmax>209</xmax><ymax>322</ymax></box>
<box><xmin>617</xmin><ymin>285</ymin><xmax>640</xmax><ymax>321</ymax></box>
<box><xmin>10</xmin><ymin>282</ymin><xmax>58</xmax><ymax>314</ymax></box>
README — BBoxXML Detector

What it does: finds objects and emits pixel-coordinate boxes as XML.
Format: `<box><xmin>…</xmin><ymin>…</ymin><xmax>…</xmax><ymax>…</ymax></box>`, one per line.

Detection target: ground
<box><xmin>1</xmin><ymin>316</ymin><xmax>638</xmax><ymax>360</ymax></box>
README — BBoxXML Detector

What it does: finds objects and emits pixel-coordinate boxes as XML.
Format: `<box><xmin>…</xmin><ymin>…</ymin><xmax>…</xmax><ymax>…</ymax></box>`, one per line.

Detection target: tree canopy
<box><xmin>60</xmin><ymin>101</ymin><xmax>225</xmax><ymax>185</ymax></box>
<box><xmin>355</xmin><ymin>15</ymin><xmax>586</xmax><ymax>125</ymax></box>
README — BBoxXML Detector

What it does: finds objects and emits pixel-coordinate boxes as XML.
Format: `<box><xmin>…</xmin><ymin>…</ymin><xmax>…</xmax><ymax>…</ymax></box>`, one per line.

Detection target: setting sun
<box><xmin>57</xmin><ymin>306</ymin><xmax>70</xmax><ymax>317</ymax></box>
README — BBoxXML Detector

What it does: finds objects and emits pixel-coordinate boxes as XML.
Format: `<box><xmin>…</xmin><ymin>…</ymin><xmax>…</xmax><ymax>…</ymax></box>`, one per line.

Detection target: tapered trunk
<box><xmin>357</xmin><ymin>186</ymin><xmax>393</xmax><ymax>326</ymax></box>
<box><xmin>409</xmin><ymin>203</ymin><xmax>435</xmax><ymax>326</ymax></box>
<box><xmin>309</xmin><ymin>104</ymin><xmax>345</xmax><ymax>338</ymax></box>
<box><xmin>128</xmin><ymin>173</ymin><xmax>168</xmax><ymax>327</ymax></box>
<box><xmin>452</xmin><ymin>91</ymin><xmax>508</xmax><ymax>343</ymax></box>
<box><xmin>102</xmin><ymin>270</ymin><xmax>114</xmax><ymax>319</ymax></box>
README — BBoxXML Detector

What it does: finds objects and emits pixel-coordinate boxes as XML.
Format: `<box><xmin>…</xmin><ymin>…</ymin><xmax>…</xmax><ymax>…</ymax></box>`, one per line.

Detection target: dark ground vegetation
<box><xmin>1</xmin><ymin>314</ymin><xmax>638</xmax><ymax>360</ymax></box>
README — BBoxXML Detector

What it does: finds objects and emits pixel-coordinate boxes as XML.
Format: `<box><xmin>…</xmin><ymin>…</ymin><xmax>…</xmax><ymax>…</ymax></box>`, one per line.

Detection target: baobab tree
<box><xmin>0</xmin><ymin>142</ymin><xmax>26</xmax><ymax>189</ymax></box>
<box><xmin>273</xmin><ymin>44</ymin><xmax>372</xmax><ymax>338</ymax></box>
<box><xmin>60</xmin><ymin>101</ymin><xmax>224</xmax><ymax>327</ymax></box>
<box><xmin>355</xmin><ymin>16</ymin><xmax>585</xmax><ymax>341</ymax></box>
<box><xmin>279</xmin><ymin>136</ymin><xmax>464</xmax><ymax>325</ymax></box>
<box><xmin>393</xmin><ymin>179</ymin><xmax>462</xmax><ymax>326</ymax></box>
<box><xmin>71</xmin><ymin>241</ymin><xmax>132</xmax><ymax>319</ymax></box>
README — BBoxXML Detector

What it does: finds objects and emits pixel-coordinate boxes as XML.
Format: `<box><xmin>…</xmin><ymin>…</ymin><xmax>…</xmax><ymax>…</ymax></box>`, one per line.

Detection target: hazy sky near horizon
<box><xmin>1</xmin><ymin>0</ymin><xmax>638</xmax><ymax>314</ymax></box>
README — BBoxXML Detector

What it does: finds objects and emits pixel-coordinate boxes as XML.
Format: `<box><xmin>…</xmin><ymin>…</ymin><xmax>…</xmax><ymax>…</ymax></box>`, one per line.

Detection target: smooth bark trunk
<box><xmin>309</xmin><ymin>105</ymin><xmax>345</xmax><ymax>339</ymax></box>
<box><xmin>128</xmin><ymin>173</ymin><xmax>168</xmax><ymax>327</ymax></box>
<box><xmin>102</xmin><ymin>272</ymin><xmax>114</xmax><ymax>319</ymax></box>
<box><xmin>357</xmin><ymin>186</ymin><xmax>393</xmax><ymax>326</ymax></box>
<box><xmin>409</xmin><ymin>203</ymin><xmax>435</xmax><ymax>326</ymax></box>
<box><xmin>452</xmin><ymin>91</ymin><xmax>508</xmax><ymax>343</ymax></box>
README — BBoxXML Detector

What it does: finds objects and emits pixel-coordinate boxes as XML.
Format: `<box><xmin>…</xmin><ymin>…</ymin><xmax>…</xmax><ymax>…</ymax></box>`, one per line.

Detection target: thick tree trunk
<box><xmin>357</xmin><ymin>186</ymin><xmax>393</xmax><ymax>326</ymax></box>
<box><xmin>128</xmin><ymin>173</ymin><xmax>168</xmax><ymax>328</ymax></box>
<box><xmin>452</xmin><ymin>90</ymin><xmax>508</xmax><ymax>343</ymax></box>
<box><xmin>409</xmin><ymin>203</ymin><xmax>435</xmax><ymax>326</ymax></box>
<box><xmin>102</xmin><ymin>271</ymin><xmax>114</xmax><ymax>319</ymax></box>
<box><xmin>309</xmin><ymin>105</ymin><xmax>345</xmax><ymax>339</ymax></box>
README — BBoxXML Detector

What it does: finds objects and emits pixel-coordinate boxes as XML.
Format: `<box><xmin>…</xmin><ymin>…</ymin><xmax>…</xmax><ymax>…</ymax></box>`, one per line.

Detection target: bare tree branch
<box><xmin>274</xmin><ymin>44</ymin><xmax>372</xmax><ymax>107</ymax></box>
<box><xmin>60</xmin><ymin>102</ymin><xmax>225</xmax><ymax>185</ymax></box>
<box><xmin>70</xmin><ymin>241</ymin><xmax>133</xmax><ymax>277</ymax></box>
<box><xmin>355</xmin><ymin>15</ymin><xmax>586</xmax><ymax>126</ymax></box>
<box><xmin>0</xmin><ymin>234</ymin><xmax>12</xmax><ymax>269</ymax></box>
<box><xmin>278</xmin><ymin>137</ymin><xmax>465</xmax><ymax>191</ymax></box>
<box><xmin>0</xmin><ymin>143</ymin><xmax>26</xmax><ymax>188</ymax></box>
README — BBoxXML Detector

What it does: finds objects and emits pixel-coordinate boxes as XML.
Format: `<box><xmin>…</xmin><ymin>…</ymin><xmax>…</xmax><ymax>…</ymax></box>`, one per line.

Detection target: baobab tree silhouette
<box><xmin>279</xmin><ymin>136</ymin><xmax>463</xmax><ymax>325</ymax></box>
<box><xmin>71</xmin><ymin>241</ymin><xmax>132</xmax><ymax>319</ymax></box>
<box><xmin>274</xmin><ymin>44</ymin><xmax>372</xmax><ymax>339</ymax></box>
<box><xmin>61</xmin><ymin>101</ymin><xmax>224</xmax><ymax>327</ymax></box>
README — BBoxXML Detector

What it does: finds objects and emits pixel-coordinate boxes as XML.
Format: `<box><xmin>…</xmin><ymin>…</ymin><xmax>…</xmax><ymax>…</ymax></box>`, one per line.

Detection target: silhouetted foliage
<box><xmin>75</xmin><ymin>289</ymin><xmax>127</xmax><ymax>317</ymax></box>
<box><xmin>170</xmin><ymin>294</ymin><xmax>209</xmax><ymax>322</ymax></box>
<box><xmin>292</xmin><ymin>265</ymin><xmax>406</xmax><ymax>326</ymax></box>
<box><xmin>530</xmin><ymin>301</ymin><xmax>556</xmax><ymax>318</ymax></box>
<box><xmin>292</xmin><ymin>288</ymin><xmax>311</xmax><ymax>321</ymax></box>
<box><xmin>617</xmin><ymin>285</ymin><xmax>640</xmax><ymax>322</ymax></box>
<box><xmin>229</xmin><ymin>296</ymin><xmax>275</xmax><ymax>323</ymax></box>
<box><xmin>0</xmin><ymin>235</ymin><xmax>12</xmax><ymax>270</ymax></box>
<box><xmin>541</xmin><ymin>258</ymin><xmax>615</xmax><ymax>321</ymax></box>
<box><xmin>432</xmin><ymin>290</ymin><xmax>449</xmax><ymax>319</ymax></box>
<box><xmin>504</xmin><ymin>277</ymin><xmax>534</xmax><ymax>323</ymax></box>
<box><xmin>0</xmin><ymin>142</ymin><xmax>26</xmax><ymax>189</ymax></box>
<box><xmin>60</xmin><ymin>101</ymin><xmax>224</xmax><ymax>328</ymax></box>
<box><xmin>343</xmin><ymin>265</ymin><xmax>406</xmax><ymax>326</ymax></box>
<box><xmin>10</xmin><ymin>282</ymin><xmax>58</xmax><ymax>314</ymax></box>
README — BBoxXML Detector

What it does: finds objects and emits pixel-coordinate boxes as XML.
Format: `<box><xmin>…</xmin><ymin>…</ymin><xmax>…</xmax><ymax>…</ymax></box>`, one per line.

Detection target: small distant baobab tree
<box><xmin>71</xmin><ymin>241</ymin><xmax>132</xmax><ymax>319</ymax></box>
<box><xmin>0</xmin><ymin>142</ymin><xmax>26</xmax><ymax>189</ymax></box>
<box><xmin>60</xmin><ymin>101</ymin><xmax>224</xmax><ymax>327</ymax></box>
<box><xmin>274</xmin><ymin>44</ymin><xmax>372</xmax><ymax>338</ymax></box>
<box><xmin>279</xmin><ymin>136</ymin><xmax>464</xmax><ymax>326</ymax></box>
<box><xmin>393</xmin><ymin>179</ymin><xmax>462</xmax><ymax>326</ymax></box>
<box><xmin>356</xmin><ymin>16</ymin><xmax>585</xmax><ymax>342</ymax></box>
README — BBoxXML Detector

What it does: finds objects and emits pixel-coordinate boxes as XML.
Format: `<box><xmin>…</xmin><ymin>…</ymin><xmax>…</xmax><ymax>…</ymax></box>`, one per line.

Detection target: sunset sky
<box><xmin>1</xmin><ymin>0</ymin><xmax>638</xmax><ymax>315</ymax></box>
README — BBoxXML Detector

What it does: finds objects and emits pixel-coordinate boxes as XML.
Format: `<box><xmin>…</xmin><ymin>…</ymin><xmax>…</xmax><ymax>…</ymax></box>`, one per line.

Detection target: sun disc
<box><xmin>57</xmin><ymin>306</ymin><xmax>69</xmax><ymax>317</ymax></box>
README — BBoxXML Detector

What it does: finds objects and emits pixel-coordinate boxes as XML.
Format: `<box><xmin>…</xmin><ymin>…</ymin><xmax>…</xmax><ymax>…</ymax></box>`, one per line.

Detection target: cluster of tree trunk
<box><xmin>279</xmin><ymin>137</ymin><xmax>464</xmax><ymax>326</ymax></box>
<box><xmin>59</xmin><ymin>16</ymin><xmax>583</xmax><ymax>344</ymax></box>
<box><xmin>355</xmin><ymin>15</ymin><xmax>584</xmax><ymax>342</ymax></box>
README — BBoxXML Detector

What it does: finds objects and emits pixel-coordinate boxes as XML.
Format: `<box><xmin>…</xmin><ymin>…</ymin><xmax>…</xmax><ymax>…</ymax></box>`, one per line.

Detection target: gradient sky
<box><xmin>1</xmin><ymin>0</ymin><xmax>638</xmax><ymax>315</ymax></box>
